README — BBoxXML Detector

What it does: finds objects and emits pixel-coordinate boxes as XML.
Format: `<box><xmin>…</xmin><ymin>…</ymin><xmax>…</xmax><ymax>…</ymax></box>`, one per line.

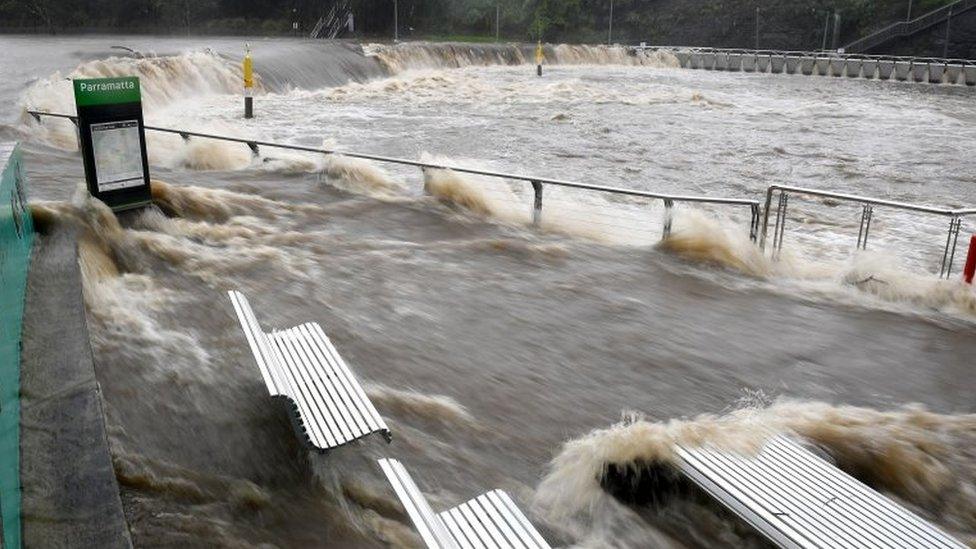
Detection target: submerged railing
<box><xmin>25</xmin><ymin>110</ymin><xmax>976</xmax><ymax>278</ymax></box>
<box><xmin>761</xmin><ymin>185</ymin><xmax>976</xmax><ymax>278</ymax></box>
<box><xmin>26</xmin><ymin>110</ymin><xmax>763</xmax><ymax>241</ymax></box>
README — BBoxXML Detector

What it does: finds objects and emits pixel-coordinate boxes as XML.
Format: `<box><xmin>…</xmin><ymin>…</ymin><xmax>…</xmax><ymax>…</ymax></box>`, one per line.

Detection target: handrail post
<box><xmin>856</xmin><ymin>203</ymin><xmax>873</xmax><ymax>250</ymax></box>
<box><xmin>759</xmin><ymin>186</ymin><xmax>775</xmax><ymax>250</ymax></box>
<box><xmin>662</xmin><ymin>198</ymin><xmax>674</xmax><ymax>239</ymax></box>
<box><xmin>531</xmin><ymin>180</ymin><xmax>543</xmax><ymax>226</ymax></box>
<box><xmin>940</xmin><ymin>217</ymin><xmax>962</xmax><ymax>278</ymax></box>
<box><xmin>772</xmin><ymin>191</ymin><xmax>788</xmax><ymax>257</ymax></box>
<box><xmin>750</xmin><ymin>203</ymin><xmax>760</xmax><ymax>242</ymax></box>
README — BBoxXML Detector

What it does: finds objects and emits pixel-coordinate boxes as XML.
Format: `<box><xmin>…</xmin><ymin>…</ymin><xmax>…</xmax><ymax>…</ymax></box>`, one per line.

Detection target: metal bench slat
<box><xmin>760</xmin><ymin>440</ymin><xmax>930</xmax><ymax>549</ymax></box>
<box><xmin>456</xmin><ymin>500</ymin><xmax>502</xmax><ymax>548</ymax></box>
<box><xmin>699</xmin><ymin>446</ymin><xmax>875</xmax><ymax>548</ymax></box>
<box><xmin>378</xmin><ymin>459</ymin><xmax>551</xmax><ymax>549</ymax></box>
<box><xmin>270</xmin><ymin>330</ymin><xmax>344</xmax><ymax>447</ymax></box>
<box><xmin>739</xmin><ymin>445</ymin><xmax>894</xmax><ymax>548</ymax></box>
<box><xmin>276</xmin><ymin>327</ymin><xmax>358</xmax><ymax>442</ymax></box>
<box><xmin>228</xmin><ymin>291</ymin><xmax>391</xmax><ymax>451</ymax></box>
<box><xmin>307</xmin><ymin>322</ymin><xmax>388</xmax><ymax>432</ymax></box>
<box><xmin>440</xmin><ymin>507</ymin><xmax>477</xmax><ymax>548</ymax></box>
<box><xmin>486</xmin><ymin>490</ymin><xmax>550</xmax><ymax>549</ymax></box>
<box><xmin>679</xmin><ymin>447</ymin><xmax>812</xmax><ymax>549</ymax></box>
<box><xmin>766</xmin><ymin>437</ymin><xmax>962</xmax><ymax>549</ymax></box>
<box><xmin>677</xmin><ymin>436</ymin><xmax>966</xmax><ymax>549</ymax></box>
<box><xmin>289</xmin><ymin>324</ymin><xmax>368</xmax><ymax>437</ymax></box>
<box><xmin>297</xmin><ymin>323</ymin><xmax>376</xmax><ymax>436</ymax></box>
<box><xmin>470</xmin><ymin>493</ymin><xmax>524</xmax><ymax>548</ymax></box>
<box><xmin>268</xmin><ymin>331</ymin><xmax>340</xmax><ymax>448</ymax></box>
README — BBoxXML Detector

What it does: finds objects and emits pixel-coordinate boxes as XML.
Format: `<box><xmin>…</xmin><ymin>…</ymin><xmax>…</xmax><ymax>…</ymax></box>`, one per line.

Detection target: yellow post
<box><xmin>535</xmin><ymin>40</ymin><xmax>544</xmax><ymax>76</ymax></box>
<box><xmin>243</xmin><ymin>43</ymin><xmax>254</xmax><ymax>119</ymax></box>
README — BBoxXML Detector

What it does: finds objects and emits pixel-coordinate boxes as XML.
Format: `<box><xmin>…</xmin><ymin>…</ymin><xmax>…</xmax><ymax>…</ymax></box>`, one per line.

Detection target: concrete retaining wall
<box><xmin>19</xmin><ymin>224</ymin><xmax>133</xmax><ymax>549</ymax></box>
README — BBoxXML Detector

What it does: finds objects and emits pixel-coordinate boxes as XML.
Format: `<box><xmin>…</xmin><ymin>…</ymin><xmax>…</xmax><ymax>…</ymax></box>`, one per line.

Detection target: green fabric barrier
<box><xmin>0</xmin><ymin>142</ymin><xmax>33</xmax><ymax>549</ymax></box>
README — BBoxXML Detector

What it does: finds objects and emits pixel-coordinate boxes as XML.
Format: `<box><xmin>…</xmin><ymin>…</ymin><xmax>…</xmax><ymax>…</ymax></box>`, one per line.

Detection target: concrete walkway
<box><xmin>19</xmin><ymin>225</ymin><xmax>131</xmax><ymax>548</ymax></box>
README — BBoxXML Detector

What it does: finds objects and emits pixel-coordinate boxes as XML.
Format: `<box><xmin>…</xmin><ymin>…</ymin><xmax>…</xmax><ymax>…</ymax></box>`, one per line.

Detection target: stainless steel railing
<box><xmin>760</xmin><ymin>185</ymin><xmax>976</xmax><ymax>278</ymax></box>
<box><xmin>26</xmin><ymin>110</ymin><xmax>762</xmax><ymax>241</ymax></box>
<box><xmin>25</xmin><ymin>110</ymin><xmax>976</xmax><ymax>278</ymax></box>
<box><xmin>844</xmin><ymin>0</ymin><xmax>976</xmax><ymax>54</ymax></box>
<box><xmin>632</xmin><ymin>44</ymin><xmax>976</xmax><ymax>67</ymax></box>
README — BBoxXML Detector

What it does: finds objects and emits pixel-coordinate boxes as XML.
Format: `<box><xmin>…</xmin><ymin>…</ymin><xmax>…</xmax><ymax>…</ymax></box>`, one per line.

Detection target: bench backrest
<box><xmin>378</xmin><ymin>458</ymin><xmax>457</xmax><ymax>548</ymax></box>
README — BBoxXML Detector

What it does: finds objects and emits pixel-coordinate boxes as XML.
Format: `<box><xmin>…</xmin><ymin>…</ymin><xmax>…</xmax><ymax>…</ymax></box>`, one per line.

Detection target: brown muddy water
<box><xmin>2</xmin><ymin>36</ymin><xmax>975</xmax><ymax>547</ymax></box>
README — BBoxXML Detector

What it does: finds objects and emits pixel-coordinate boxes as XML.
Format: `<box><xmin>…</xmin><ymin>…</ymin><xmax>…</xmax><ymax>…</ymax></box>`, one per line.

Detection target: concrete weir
<box><xmin>713</xmin><ymin>53</ymin><xmax>729</xmax><ymax>71</ymax></box>
<box><xmin>878</xmin><ymin>61</ymin><xmax>895</xmax><ymax>80</ymax></box>
<box><xmin>800</xmin><ymin>57</ymin><xmax>815</xmax><ymax>75</ymax></box>
<box><xmin>741</xmin><ymin>53</ymin><xmax>758</xmax><ymax>72</ymax></box>
<box><xmin>861</xmin><ymin>60</ymin><xmax>878</xmax><ymax>79</ymax></box>
<box><xmin>894</xmin><ymin>61</ymin><xmax>913</xmax><ymax>81</ymax></box>
<box><xmin>646</xmin><ymin>47</ymin><xmax>976</xmax><ymax>87</ymax></box>
<box><xmin>757</xmin><ymin>55</ymin><xmax>771</xmax><ymax>73</ymax></box>
<box><xmin>727</xmin><ymin>53</ymin><xmax>743</xmax><ymax>71</ymax></box>
<box><xmin>912</xmin><ymin>63</ymin><xmax>928</xmax><ymax>82</ymax></box>
<box><xmin>701</xmin><ymin>52</ymin><xmax>716</xmax><ymax>70</ymax></box>
<box><xmin>829</xmin><ymin>58</ymin><xmax>846</xmax><ymax>77</ymax></box>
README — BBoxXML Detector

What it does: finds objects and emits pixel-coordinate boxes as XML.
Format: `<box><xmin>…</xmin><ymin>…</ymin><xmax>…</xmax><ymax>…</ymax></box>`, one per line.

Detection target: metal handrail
<box><xmin>844</xmin><ymin>0</ymin><xmax>976</xmax><ymax>53</ymax></box>
<box><xmin>633</xmin><ymin>45</ymin><xmax>976</xmax><ymax>67</ymax></box>
<box><xmin>26</xmin><ymin>110</ymin><xmax>762</xmax><ymax>240</ymax></box>
<box><xmin>760</xmin><ymin>185</ymin><xmax>976</xmax><ymax>278</ymax></box>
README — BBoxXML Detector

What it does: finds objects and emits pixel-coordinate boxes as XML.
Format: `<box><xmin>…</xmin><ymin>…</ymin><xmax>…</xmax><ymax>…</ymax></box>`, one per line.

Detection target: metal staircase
<box><xmin>310</xmin><ymin>1</ymin><xmax>351</xmax><ymax>39</ymax></box>
<box><xmin>845</xmin><ymin>0</ymin><xmax>976</xmax><ymax>53</ymax></box>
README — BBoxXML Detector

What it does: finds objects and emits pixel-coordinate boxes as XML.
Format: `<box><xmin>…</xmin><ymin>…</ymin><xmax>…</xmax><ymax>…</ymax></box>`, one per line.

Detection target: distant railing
<box><xmin>26</xmin><ymin>110</ymin><xmax>762</xmax><ymax>242</ymax></box>
<box><xmin>844</xmin><ymin>0</ymin><xmax>976</xmax><ymax>53</ymax></box>
<box><xmin>632</xmin><ymin>44</ymin><xmax>976</xmax><ymax>67</ymax></box>
<box><xmin>761</xmin><ymin>185</ymin><xmax>976</xmax><ymax>278</ymax></box>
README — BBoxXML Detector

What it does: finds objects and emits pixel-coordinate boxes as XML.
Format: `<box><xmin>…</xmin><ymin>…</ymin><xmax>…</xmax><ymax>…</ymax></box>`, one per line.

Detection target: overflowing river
<box><xmin>1</xmin><ymin>36</ymin><xmax>974</xmax><ymax>547</ymax></box>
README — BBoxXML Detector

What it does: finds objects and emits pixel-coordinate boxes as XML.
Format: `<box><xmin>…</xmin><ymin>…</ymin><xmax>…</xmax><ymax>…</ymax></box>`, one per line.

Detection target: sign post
<box><xmin>73</xmin><ymin>77</ymin><xmax>152</xmax><ymax>212</ymax></box>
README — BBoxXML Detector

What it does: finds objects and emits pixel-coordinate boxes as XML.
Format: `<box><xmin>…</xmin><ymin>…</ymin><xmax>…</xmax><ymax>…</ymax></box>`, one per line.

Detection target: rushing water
<box><xmin>2</xmin><ymin>36</ymin><xmax>975</xmax><ymax>548</ymax></box>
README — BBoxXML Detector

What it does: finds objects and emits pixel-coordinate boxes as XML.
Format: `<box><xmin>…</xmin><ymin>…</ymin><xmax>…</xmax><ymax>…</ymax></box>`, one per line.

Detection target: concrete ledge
<box><xmin>19</xmin><ymin>225</ymin><xmax>132</xmax><ymax>548</ymax></box>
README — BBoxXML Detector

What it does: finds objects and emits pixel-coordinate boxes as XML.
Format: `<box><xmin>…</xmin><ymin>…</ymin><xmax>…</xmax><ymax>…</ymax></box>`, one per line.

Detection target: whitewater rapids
<box><xmin>3</xmin><ymin>36</ymin><xmax>975</xmax><ymax>547</ymax></box>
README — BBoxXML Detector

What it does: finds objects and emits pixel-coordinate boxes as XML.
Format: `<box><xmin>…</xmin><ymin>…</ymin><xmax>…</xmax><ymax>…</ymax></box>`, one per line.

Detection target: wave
<box><xmin>22</xmin><ymin>50</ymin><xmax>243</xmax><ymax>116</ymax></box>
<box><xmin>364</xmin><ymin>42</ymin><xmax>679</xmax><ymax>74</ymax></box>
<box><xmin>364</xmin><ymin>383</ymin><xmax>477</xmax><ymax>428</ymax></box>
<box><xmin>321</xmin><ymin>67</ymin><xmax>713</xmax><ymax>107</ymax></box>
<box><xmin>535</xmin><ymin>399</ymin><xmax>976</xmax><ymax>547</ymax></box>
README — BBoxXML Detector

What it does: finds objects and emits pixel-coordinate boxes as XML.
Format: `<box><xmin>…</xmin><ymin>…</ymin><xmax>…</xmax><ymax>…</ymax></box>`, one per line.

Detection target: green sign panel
<box><xmin>73</xmin><ymin>77</ymin><xmax>152</xmax><ymax>212</ymax></box>
<box><xmin>72</xmin><ymin>77</ymin><xmax>141</xmax><ymax>107</ymax></box>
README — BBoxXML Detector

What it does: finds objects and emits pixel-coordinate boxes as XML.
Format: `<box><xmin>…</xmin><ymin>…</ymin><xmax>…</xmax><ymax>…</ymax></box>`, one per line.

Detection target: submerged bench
<box><xmin>676</xmin><ymin>435</ymin><xmax>965</xmax><ymax>549</ymax></box>
<box><xmin>228</xmin><ymin>290</ymin><xmax>391</xmax><ymax>451</ymax></box>
<box><xmin>378</xmin><ymin>458</ymin><xmax>552</xmax><ymax>549</ymax></box>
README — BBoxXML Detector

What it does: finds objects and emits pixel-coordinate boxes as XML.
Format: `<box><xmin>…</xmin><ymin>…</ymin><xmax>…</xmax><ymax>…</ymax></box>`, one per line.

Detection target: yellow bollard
<box><xmin>535</xmin><ymin>41</ymin><xmax>544</xmax><ymax>76</ymax></box>
<box><xmin>243</xmin><ymin>43</ymin><xmax>254</xmax><ymax>119</ymax></box>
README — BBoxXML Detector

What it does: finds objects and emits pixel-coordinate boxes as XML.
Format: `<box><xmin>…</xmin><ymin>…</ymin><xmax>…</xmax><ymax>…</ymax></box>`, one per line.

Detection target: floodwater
<box><xmin>1</xmin><ymin>35</ymin><xmax>974</xmax><ymax>548</ymax></box>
